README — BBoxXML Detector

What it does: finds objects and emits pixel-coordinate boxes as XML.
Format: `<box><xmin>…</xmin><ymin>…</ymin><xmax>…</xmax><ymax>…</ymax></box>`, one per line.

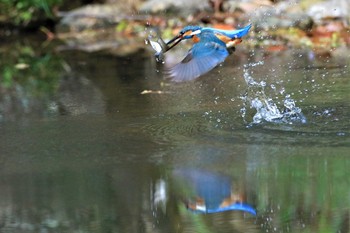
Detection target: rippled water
<box><xmin>0</xmin><ymin>39</ymin><xmax>349</xmax><ymax>233</ymax></box>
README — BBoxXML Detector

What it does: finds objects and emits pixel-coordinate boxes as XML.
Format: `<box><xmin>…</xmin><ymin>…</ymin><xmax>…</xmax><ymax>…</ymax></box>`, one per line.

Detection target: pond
<box><xmin>0</xmin><ymin>36</ymin><xmax>349</xmax><ymax>233</ymax></box>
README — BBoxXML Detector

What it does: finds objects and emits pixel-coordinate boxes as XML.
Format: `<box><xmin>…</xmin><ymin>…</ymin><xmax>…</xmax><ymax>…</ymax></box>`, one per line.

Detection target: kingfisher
<box><xmin>159</xmin><ymin>24</ymin><xmax>252</xmax><ymax>82</ymax></box>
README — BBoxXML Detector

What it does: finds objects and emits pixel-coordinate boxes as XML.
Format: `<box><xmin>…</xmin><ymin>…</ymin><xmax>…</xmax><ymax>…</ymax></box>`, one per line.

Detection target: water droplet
<box><xmin>241</xmin><ymin>60</ymin><xmax>306</xmax><ymax>124</ymax></box>
<box><xmin>279</xmin><ymin>87</ymin><xmax>285</xmax><ymax>95</ymax></box>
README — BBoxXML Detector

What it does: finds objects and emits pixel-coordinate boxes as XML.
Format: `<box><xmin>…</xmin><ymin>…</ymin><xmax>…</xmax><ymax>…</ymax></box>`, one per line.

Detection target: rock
<box><xmin>225</xmin><ymin>0</ymin><xmax>273</xmax><ymax>14</ymax></box>
<box><xmin>138</xmin><ymin>0</ymin><xmax>210</xmax><ymax>16</ymax></box>
<box><xmin>56</xmin><ymin>3</ymin><xmax>147</xmax><ymax>55</ymax></box>
<box><xmin>248</xmin><ymin>1</ymin><xmax>313</xmax><ymax>30</ymax></box>
<box><xmin>58</xmin><ymin>74</ymin><xmax>105</xmax><ymax>116</ymax></box>
<box><xmin>307</xmin><ymin>0</ymin><xmax>350</xmax><ymax>24</ymax></box>
<box><xmin>57</xmin><ymin>4</ymin><xmax>127</xmax><ymax>33</ymax></box>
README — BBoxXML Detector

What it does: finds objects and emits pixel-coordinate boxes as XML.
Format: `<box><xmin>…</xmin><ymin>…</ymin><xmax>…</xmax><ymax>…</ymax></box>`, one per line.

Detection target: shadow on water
<box><xmin>0</xmin><ymin>35</ymin><xmax>350</xmax><ymax>232</ymax></box>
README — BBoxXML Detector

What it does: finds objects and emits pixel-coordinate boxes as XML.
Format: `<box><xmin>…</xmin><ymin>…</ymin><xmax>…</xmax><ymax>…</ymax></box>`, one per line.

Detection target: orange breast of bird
<box><xmin>192</xmin><ymin>35</ymin><xmax>200</xmax><ymax>43</ymax></box>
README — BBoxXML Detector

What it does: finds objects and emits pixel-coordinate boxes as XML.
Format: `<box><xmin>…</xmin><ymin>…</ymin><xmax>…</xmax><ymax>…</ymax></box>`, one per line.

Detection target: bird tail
<box><xmin>210</xmin><ymin>24</ymin><xmax>252</xmax><ymax>39</ymax></box>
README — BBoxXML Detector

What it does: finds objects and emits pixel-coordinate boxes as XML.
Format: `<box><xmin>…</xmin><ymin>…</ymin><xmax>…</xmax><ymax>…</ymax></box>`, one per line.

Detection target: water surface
<box><xmin>0</xmin><ymin>39</ymin><xmax>349</xmax><ymax>232</ymax></box>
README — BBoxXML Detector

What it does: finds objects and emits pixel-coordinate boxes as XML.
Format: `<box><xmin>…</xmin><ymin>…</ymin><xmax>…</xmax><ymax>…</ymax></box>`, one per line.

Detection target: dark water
<box><xmin>0</xmin><ymin>37</ymin><xmax>349</xmax><ymax>233</ymax></box>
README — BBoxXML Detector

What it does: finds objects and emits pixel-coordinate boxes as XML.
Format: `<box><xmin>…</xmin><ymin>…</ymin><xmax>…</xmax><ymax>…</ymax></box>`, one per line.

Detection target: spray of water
<box><xmin>240</xmin><ymin>61</ymin><xmax>306</xmax><ymax>125</ymax></box>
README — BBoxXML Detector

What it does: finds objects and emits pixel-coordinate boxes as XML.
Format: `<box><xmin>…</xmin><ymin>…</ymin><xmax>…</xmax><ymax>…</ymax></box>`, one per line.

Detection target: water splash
<box><xmin>241</xmin><ymin>61</ymin><xmax>306</xmax><ymax>125</ymax></box>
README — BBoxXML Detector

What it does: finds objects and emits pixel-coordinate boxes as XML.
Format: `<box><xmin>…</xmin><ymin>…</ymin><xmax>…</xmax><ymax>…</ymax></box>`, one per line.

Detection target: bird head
<box><xmin>179</xmin><ymin>25</ymin><xmax>202</xmax><ymax>39</ymax></box>
<box><xmin>165</xmin><ymin>25</ymin><xmax>202</xmax><ymax>51</ymax></box>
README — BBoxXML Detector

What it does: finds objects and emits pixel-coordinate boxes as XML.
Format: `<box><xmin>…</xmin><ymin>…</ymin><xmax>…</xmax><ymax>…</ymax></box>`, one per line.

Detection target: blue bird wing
<box><xmin>168</xmin><ymin>39</ymin><xmax>229</xmax><ymax>82</ymax></box>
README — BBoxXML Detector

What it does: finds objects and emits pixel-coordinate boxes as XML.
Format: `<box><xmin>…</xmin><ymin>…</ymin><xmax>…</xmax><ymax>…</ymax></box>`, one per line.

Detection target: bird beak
<box><xmin>165</xmin><ymin>29</ymin><xmax>201</xmax><ymax>52</ymax></box>
<box><xmin>165</xmin><ymin>34</ymin><xmax>183</xmax><ymax>52</ymax></box>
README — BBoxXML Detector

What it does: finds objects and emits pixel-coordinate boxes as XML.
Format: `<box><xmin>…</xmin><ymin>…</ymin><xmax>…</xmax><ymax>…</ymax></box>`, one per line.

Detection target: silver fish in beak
<box><xmin>147</xmin><ymin>28</ymin><xmax>185</xmax><ymax>62</ymax></box>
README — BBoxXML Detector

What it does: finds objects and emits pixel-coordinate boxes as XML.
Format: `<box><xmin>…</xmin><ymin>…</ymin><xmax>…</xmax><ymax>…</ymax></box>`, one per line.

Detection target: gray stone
<box><xmin>138</xmin><ymin>0</ymin><xmax>210</xmax><ymax>15</ymax></box>
<box><xmin>57</xmin><ymin>4</ymin><xmax>127</xmax><ymax>33</ymax></box>
<box><xmin>58</xmin><ymin>75</ymin><xmax>106</xmax><ymax>116</ymax></box>
<box><xmin>249</xmin><ymin>3</ymin><xmax>313</xmax><ymax>30</ymax></box>
<box><xmin>307</xmin><ymin>0</ymin><xmax>350</xmax><ymax>24</ymax></box>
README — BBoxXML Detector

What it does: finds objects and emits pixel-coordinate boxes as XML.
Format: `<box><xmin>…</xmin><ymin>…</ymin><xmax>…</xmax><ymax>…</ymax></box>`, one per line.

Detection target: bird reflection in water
<box><xmin>173</xmin><ymin>168</ymin><xmax>256</xmax><ymax>215</ymax></box>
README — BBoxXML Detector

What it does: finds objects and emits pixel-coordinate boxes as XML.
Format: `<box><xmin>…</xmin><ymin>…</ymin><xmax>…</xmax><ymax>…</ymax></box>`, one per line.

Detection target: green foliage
<box><xmin>0</xmin><ymin>42</ymin><xmax>63</xmax><ymax>97</ymax></box>
<box><xmin>0</xmin><ymin>0</ymin><xmax>62</xmax><ymax>26</ymax></box>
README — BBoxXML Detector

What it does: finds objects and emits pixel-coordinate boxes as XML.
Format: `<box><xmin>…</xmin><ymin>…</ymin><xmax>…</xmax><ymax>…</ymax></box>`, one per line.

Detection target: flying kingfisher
<box><xmin>150</xmin><ymin>24</ymin><xmax>252</xmax><ymax>82</ymax></box>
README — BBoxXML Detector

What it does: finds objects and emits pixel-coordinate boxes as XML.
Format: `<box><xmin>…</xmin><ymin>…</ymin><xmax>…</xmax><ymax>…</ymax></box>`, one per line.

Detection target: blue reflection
<box><xmin>173</xmin><ymin>169</ymin><xmax>256</xmax><ymax>215</ymax></box>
